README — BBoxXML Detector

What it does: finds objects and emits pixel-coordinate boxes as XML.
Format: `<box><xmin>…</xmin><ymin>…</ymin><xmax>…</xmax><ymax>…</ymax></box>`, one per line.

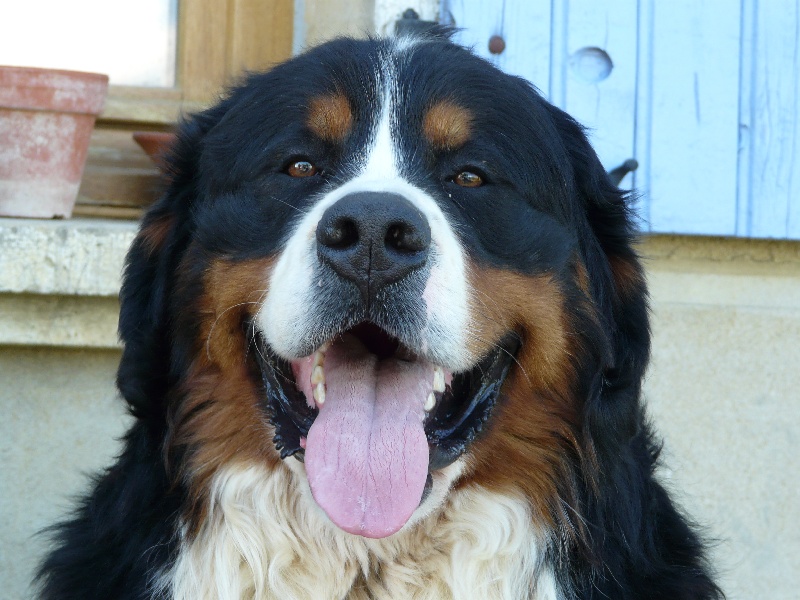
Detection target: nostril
<box><xmin>385</xmin><ymin>221</ymin><xmax>430</xmax><ymax>254</ymax></box>
<box><xmin>319</xmin><ymin>217</ymin><xmax>358</xmax><ymax>249</ymax></box>
<box><xmin>386</xmin><ymin>224</ymin><xmax>406</xmax><ymax>251</ymax></box>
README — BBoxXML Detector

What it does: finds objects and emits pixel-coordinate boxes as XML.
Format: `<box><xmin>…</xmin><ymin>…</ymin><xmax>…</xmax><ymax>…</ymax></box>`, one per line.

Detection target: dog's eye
<box><xmin>453</xmin><ymin>170</ymin><xmax>483</xmax><ymax>188</ymax></box>
<box><xmin>287</xmin><ymin>160</ymin><xmax>318</xmax><ymax>178</ymax></box>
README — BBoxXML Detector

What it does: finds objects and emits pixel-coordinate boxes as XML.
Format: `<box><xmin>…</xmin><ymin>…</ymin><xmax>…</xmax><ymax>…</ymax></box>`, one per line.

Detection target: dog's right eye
<box><xmin>453</xmin><ymin>170</ymin><xmax>483</xmax><ymax>188</ymax></box>
<box><xmin>286</xmin><ymin>160</ymin><xmax>318</xmax><ymax>178</ymax></box>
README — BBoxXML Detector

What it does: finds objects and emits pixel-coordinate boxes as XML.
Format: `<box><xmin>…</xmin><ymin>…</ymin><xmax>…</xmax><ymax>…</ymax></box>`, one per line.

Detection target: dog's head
<box><xmin>118</xmin><ymin>34</ymin><xmax>648</xmax><ymax>540</ymax></box>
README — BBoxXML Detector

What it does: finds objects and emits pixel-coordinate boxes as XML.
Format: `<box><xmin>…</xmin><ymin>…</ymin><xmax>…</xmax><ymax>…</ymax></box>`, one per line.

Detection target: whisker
<box><xmin>268</xmin><ymin>196</ymin><xmax>306</xmax><ymax>215</ymax></box>
<box><xmin>248</xmin><ymin>325</ymin><xmax>270</xmax><ymax>366</ymax></box>
<box><xmin>248</xmin><ymin>289</ymin><xmax>272</xmax><ymax>365</ymax></box>
<box><xmin>470</xmin><ymin>285</ymin><xmax>506</xmax><ymax>317</ymax></box>
<box><xmin>205</xmin><ymin>301</ymin><xmax>262</xmax><ymax>361</ymax></box>
<box><xmin>461</xmin><ymin>328</ymin><xmax>532</xmax><ymax>387</ymax></box>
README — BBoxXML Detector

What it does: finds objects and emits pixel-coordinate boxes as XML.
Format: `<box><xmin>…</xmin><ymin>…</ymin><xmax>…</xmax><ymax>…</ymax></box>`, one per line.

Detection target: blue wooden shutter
<box><xmin>444</xmin><ymin>0</ymin><xmax>800</xmax><ymax>240</ymax></box>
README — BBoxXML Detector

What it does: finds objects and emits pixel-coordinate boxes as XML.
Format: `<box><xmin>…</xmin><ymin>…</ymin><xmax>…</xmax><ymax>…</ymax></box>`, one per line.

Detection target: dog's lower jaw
<box><xmin>160</xmin><ymin>460</ymin><xmax>563</xmax><ymax>600</ymax></box>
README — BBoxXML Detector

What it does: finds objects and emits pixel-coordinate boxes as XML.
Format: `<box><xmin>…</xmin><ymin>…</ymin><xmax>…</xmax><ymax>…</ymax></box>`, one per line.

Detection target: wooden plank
<box><xmin>548</xmin><ymin>0</ymin><xmax>568</xmax><ymax>108</ymax></box>
<box><xmin>179</xmin><ymin>0</ymin><xmax>294</xmax><ymax>102</ymax></box>
<box><xmin>178</xmin><ymin>0</ymin><xmax>232</xmax><ymax>102</ymax></box>
<box><xmin>228</xmin><ymin>0</ymin><xmax>294</xmax><ymax>74</ymax></box>
<box><xmin>446</xmin><ymin>0</ymin><xmax>552</xmax><ymax>97</ymax></box>
<box><xmin>745</xmin><ymin>0</ymin><xmax>800</xmax><ymax>239</ymax></box>
<box><xmin>646</xmin><ymin>0</ymin><xmax>741</xmax><ymax>235</ymax></box>
<box><xmin>72</xmin><ymin>205</ymin><xmax>144</xmax><ymax>220</ymax></box>
<box><xmin>99</xmin><ymin>86</ymin><xmax>207</xmax><ymax>125</ymax></box>
<box><xmin>560</xmin><ymin>0</ymin><xmax>638</xmax><ymax>181</ymax></box>
<box><xmin>76</xmin><ymin>129</ymin><xmax>163</xmax><ymax>214</ymax></box>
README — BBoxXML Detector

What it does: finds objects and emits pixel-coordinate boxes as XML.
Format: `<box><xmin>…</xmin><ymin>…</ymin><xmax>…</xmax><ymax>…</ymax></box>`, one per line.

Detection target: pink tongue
<box><xmin>302</xmin><ymin>336</ymin><xmax>430</xmax><ymax>538</ymax></box>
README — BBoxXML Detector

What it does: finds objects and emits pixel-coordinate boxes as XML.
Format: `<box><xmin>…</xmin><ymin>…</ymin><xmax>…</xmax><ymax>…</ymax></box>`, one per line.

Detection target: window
<box><xmin>0</xmin><ymin>0</ymin><xmax>294</xmax><ymax>218</ymax></box>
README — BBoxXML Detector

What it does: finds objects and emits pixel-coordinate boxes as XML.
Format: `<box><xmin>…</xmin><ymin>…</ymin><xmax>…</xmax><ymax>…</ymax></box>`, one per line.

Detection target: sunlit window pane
<box><xmin>0</xmin><ymin>0</ymin><xmax>178</xmax><ymax>87</ymax></box>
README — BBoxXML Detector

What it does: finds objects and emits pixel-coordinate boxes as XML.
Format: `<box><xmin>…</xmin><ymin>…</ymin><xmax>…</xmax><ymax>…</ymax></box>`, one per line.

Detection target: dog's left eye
<box><xmin>286</xmin><ymin>160</ymin><xmax>318</xmax><ymax>178</ymax></box>
<box><xmin>453</xmin><ymin>170</ymin><xmax>483</xmax><ymax>188</ymax></box>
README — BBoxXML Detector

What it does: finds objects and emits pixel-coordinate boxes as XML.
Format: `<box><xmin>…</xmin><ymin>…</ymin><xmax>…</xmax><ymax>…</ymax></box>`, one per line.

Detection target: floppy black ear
<box><xmin>583</xmin><ymin>164</ymin><xmax>650</xmax><ymax>403</ymax></box>
<box><xmin>551</xmin><ymin>110</ymin><xmax>650</xmax><ymax>396</ymax></box>
<box><xmin>556</xmin><ymin>117</ymin><xmax>723</xmax><ymax>598</ymax></box>
<box><xmin>116</xmin><ymin>110</ymin><xmax>223</xmax><ymax>419</ymax></box>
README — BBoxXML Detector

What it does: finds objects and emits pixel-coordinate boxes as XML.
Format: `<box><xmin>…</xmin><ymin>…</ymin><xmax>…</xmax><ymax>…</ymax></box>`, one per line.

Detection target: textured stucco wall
<box><xmin>0</xmin><ymin>220</ymin><xmax>133</xmax><ymax>599</ymax></box>
<box><xmin>642</xmin><ymin>236</ymin><xmax>800</xmax><ymax>600</ymax></box>
<box><xmin>0</xmin><ymin>348</ymin><xmax>130</xmax><ymax>599</ymax></box>
<box><xmin>1</xmin><ymin>220</ymin><xmax>798</xmax><ymax>599</ymax></box>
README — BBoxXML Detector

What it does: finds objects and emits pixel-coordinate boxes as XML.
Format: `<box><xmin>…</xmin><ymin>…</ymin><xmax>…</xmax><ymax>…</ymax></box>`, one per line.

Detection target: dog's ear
<box><xmin>585</xmin><ymin>166</ymin><xmax>649</xmax><ymax>400</ymax></box>
<box><xmin>554</xmin><ymin>112</ymin><xmax>650</xmax><ymax>397</ymax></box>
<box><xmin>553</xmin><ymin>113</ymin><xmax>724</xmax><ymax>599</ymax></box>
<box><xmin>116</xmin><ymin>109</ymin><xmax>223</xmax><ymax>419</ymax></box>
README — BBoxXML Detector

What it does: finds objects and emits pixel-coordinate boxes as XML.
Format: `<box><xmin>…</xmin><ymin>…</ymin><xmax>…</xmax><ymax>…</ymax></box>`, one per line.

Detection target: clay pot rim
<box><xmin>0</xmin><ymin>64</ymin><xmax>109</xmax><ymax>82</ymax></box>
<box><xmin>0</xmin><ymin>65</ymin><xmax>109</xmax><ymax>115</ymax></box>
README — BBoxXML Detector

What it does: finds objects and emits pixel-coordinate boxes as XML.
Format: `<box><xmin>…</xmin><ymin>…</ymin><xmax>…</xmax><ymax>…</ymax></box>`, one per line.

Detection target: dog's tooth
<box><xmin>433</xmin><ymin>366</ymin><xmax>445</xmax><ymax>393</ymax></box>
<box><xmin>314</xmin><ymin>382</ymin><xmax>326</xmax><ymax>406</ymax></box>
<box><xmin>425</xmin><ymin>392</ymin><xmax>436</xmax><ymax>412</ymax></box>
<box><xmin>312</xmin><ymin>342</ymin><xmax>330</xmax><ymax>369</ymax></box>
<box><xmin>311</xmin><ymin>365</ymin><xmax>324</xmax><ymax>386</ymax></box>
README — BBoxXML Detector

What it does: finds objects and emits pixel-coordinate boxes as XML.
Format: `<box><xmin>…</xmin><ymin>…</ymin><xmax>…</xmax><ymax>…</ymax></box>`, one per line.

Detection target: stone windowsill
<box><xmin>0</xmin><ymin>218</ymin><xmax>137</xmax><ymax>297</ymax></box>
<box><xmin>0</xmin><ymin>218</ymin><xmax>137</xmax><ymax>349</ymax></box>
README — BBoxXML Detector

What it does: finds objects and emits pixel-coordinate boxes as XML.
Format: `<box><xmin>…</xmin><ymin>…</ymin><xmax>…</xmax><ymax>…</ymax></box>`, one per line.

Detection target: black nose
<box><xmin>316</xmin><ymin>192</ymin><xmax>431</xmax><ymax>301</ymax></box>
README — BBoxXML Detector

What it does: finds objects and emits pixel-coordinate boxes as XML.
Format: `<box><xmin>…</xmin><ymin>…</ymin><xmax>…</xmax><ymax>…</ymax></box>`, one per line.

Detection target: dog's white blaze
<box><xmin>259</xmin><ymin>56</ymin><xmax>473</xmax><ymax>371</ymax></box>
<box><xmin>162</xmin><ymin>462</ymin><xmax>562</xmax><ymax>600</ymax></box>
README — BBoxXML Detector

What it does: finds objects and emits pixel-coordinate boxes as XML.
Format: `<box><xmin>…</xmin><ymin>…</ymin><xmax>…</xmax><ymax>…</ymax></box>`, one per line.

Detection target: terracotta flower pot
<box><xmin>0</xmin><ymin>66</ymin><xmax>109</xmax><ymax>218</ymax></box>
<box><xmin>132</xmin><ymin>131</ymin><xmax>176</xmax><ymax>172</ymax></box>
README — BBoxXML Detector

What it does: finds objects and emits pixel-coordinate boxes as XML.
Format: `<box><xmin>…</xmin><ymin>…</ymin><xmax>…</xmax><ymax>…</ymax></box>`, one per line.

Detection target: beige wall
<box><xmin>642</xmin><ymin>236</ymin><xmax>800</xmax><ymax>599</ymax></box>
<box><xmin>0</xmin><ymin>347</ymin><xmax>130</xmax><ymax>598</ymax></box>
<box><xmin>0</xmin><ymin>219</ymin><xmax>134</xmax><ymax>599</ymax></box>
<box><xmin>1</xmin><ymin>218</ymin><xmax>798</xmax><ymax>599</ymax></box>
<box><xmin>300</xmin><ymin>0</ymin><xmax>375</xmax><ymax>49</ymax></box>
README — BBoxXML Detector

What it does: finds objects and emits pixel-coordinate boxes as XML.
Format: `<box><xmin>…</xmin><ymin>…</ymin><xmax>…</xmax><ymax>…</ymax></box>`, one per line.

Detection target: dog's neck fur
<box><xmin>160</xmin><ymin>463</ymin><xmax>562</xmax><ymax>600</ymax></box>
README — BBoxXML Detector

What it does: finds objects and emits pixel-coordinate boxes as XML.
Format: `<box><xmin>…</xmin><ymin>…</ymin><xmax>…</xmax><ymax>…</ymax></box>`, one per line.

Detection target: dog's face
<box><xmin>120</xmin><ymin>35</ymin><xmax>644</xmax><ymax>542</ymax></box>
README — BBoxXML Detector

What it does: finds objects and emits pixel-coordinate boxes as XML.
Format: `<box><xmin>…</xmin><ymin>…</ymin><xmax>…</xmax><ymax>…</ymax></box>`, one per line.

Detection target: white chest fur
<box><xmin>160</xmin><ymin>463</ymin><xmax>561</xmax><ymax>600</ymax></box>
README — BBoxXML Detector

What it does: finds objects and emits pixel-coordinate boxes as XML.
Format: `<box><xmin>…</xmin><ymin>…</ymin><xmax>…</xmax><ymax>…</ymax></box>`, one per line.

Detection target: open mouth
<box><xmin>255</xmin><ymin>322</ymin><xmax>519</xmax><ymax>538</ymax></box>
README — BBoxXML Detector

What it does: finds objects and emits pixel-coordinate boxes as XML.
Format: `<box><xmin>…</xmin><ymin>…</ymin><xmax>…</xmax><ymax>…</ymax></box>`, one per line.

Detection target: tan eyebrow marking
<box><xmin>422</xmin><ymin>100</ymin><xmax>473</xmax><ymax>150</ymax></box>
<box><xmin>307</xmin><ymin>93</ymin><xmax>353</xmax><ymax>143</ymax></box>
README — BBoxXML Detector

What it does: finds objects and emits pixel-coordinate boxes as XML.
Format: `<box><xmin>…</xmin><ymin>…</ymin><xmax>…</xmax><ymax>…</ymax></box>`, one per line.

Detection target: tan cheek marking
<box><xmin>422</xmin><ymin>100</ymin><xmax>473</xmax><ymax>150</ymax></box>
<box><xmin>171</xmin><ymin>256</ymin><xmax>280</xmax><ymax>531</ymax></box>
<box><xmin>467</xmin><ymin>265</ymin><xmax>571</xmax><ymax>391</ymax></box>
<box><xmin>307</xmin><ymin>93</ymin><xmax>353</xmax><ymax>143</ymax></box>
<box><xmin>199</xmin><ymin>257</ymin><xmax>275</xmax><ymax>369</ymax></box>
<box><xmin>459</xmin><ymin>264</ymin><xmax>582</xmax><ymax>526</ymax></box>
<box><xmin>458</xmin><ymin>382</ymin><xmax>580</xmax><ymax>528</ymax></box>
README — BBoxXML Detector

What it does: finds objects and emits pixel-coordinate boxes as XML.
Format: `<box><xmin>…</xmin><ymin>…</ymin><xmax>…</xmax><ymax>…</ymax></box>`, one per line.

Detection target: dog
<box><xmin>38</xmin><ymin>32</ymin><xmax>722</xmax><ymax>599</ymax></box>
